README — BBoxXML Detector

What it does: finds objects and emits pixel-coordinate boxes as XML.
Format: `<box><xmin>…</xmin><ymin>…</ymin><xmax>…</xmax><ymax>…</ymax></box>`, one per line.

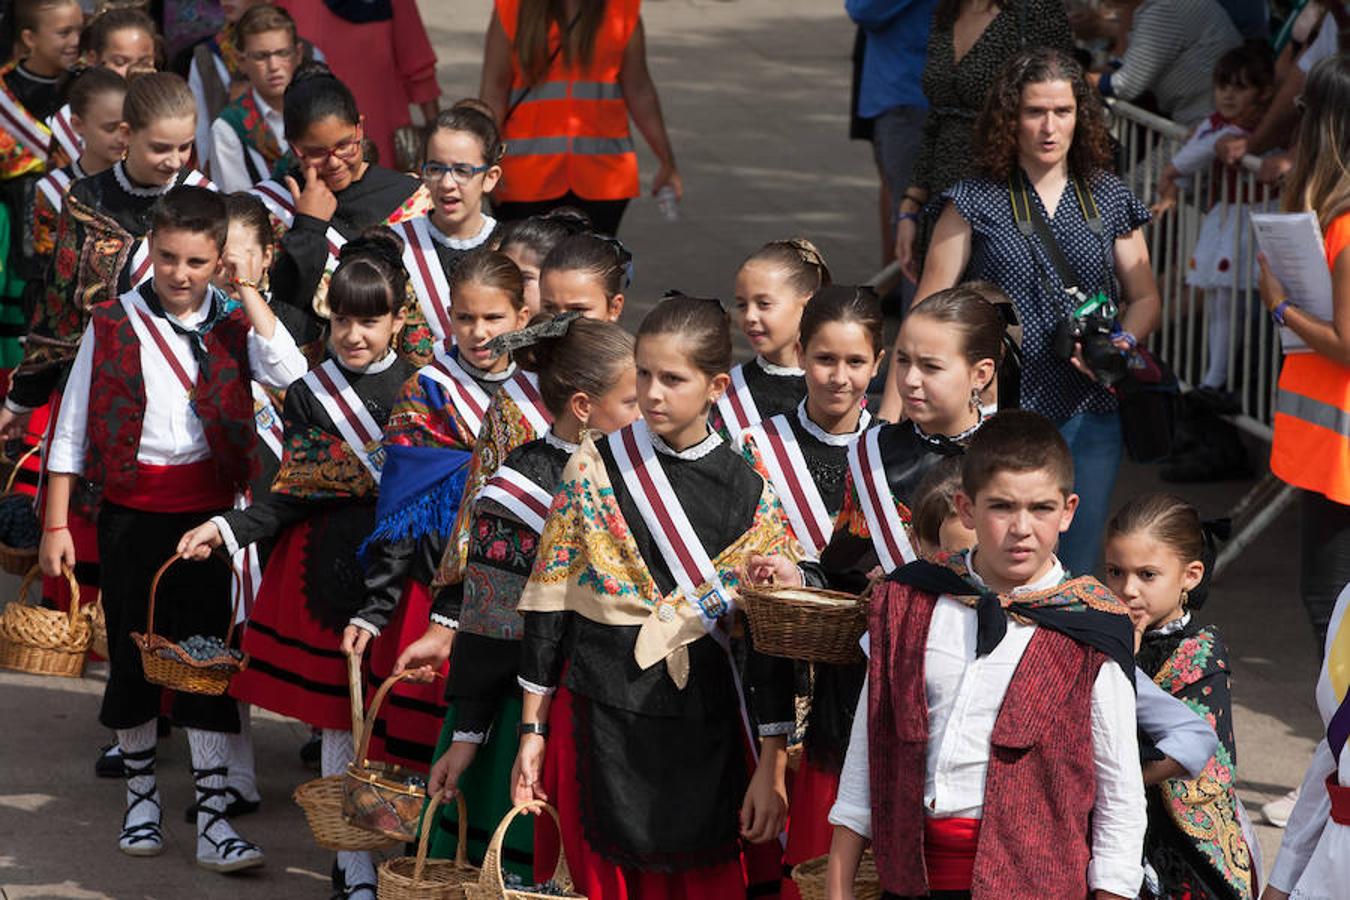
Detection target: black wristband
<box><xmin>518</xmin><ymin>721</ymin><xmax>549</xmax><ymax>738</ymax></box>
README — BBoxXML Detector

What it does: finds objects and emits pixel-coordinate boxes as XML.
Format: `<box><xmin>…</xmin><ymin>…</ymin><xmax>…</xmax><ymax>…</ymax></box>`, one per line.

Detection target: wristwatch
<box><xmin>1272</xmin><ymin>300</ymin><xmax>1292</xmax><ymax>326</ymax></box>
<box><xmin>517</xmin><ymin>722</ymin><xmax>549</xmax><ymax>738</ymax></box>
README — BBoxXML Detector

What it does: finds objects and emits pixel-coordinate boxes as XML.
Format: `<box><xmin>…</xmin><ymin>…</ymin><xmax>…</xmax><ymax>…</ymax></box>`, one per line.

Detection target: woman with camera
<box><xmin>879</xmin><ymin>46</ymin><xmax>1161</xmax><ymax>576</ymax></box>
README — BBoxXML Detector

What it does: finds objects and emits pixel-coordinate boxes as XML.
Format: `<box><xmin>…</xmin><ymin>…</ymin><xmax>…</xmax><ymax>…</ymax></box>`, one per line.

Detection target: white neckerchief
<box><xmin>114</xmin><ymin>161</ymin><xmax>177</xmax><ymax>197</ymax></box>
<box><xmin>651</xmin><ymin>428</ymin><xmax>723</xmax><ymax>461</ymax></box>
<box><xmin>756</xmin><ymin>354</ymin><xmax>804</xmax><ymax>377</ymax></box>
<box><xmin>334</xmin><ymin>348</ymin><xmax>398</xmax><ymax>375</ymax></box>
<box><xmin>427</xmin><ymin>213</ymin><xmax>497</xmax><ymax>250</ymax></box>
<box><xmin>543</xmin><ymin>429</ymin><xmax>580</xmax><ymax>453</ymax></box>
<box><xmin>797</xmin><ymin>400</ymin><xmax>870</xmax><ymax>447</ymax></box>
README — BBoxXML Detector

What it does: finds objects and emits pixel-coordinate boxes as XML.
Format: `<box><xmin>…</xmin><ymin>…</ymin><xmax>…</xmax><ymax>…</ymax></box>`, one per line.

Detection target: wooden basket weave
<box><xmin>294</xmin><ymin>775</ymin><xmax>400</xmax><ymax>852</ymax></box>
<box><xmin>790</xmin><ymin>850</ymin><xmax>882</xmax><ymax>900</ymax></box>
<box><xmin>0</xmin><ymin>565</ymin><xmax>90</xmax><ymax>677</ymax></box>
<box><xmin>344</xmin><ymin>666</ymin><xmax>439</xmax><ymax>842</ymax></box>
<box><xmin>463</xmin><ymin>803</ymin><xmax>585</xmax><ymax>900</ymax></box>
<box><xmin>130</xmin><ymin>555</ymin><xmax>245</xmax><ymax>696</ymax></box>
<box><xmin>740</xmin><ymin>586</ymin><xmax>867</xmax><ymax>665</ymax></box>
<box><xmin>0</xmin><ymin>444</ymin><xmax>41</xmax><ymax>576</ymax></box>
<box><xmin>378</xmin><ymin>793</ymin><xmax>478</xmax><ymax>899</ymax></box>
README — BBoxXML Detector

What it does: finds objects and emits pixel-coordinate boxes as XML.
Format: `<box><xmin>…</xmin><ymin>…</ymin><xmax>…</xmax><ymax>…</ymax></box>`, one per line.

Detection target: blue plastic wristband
<box><xmin>1272</xmin><ymin>300</ymin><xmax>1291</xmax><ymax>326</ymax></box>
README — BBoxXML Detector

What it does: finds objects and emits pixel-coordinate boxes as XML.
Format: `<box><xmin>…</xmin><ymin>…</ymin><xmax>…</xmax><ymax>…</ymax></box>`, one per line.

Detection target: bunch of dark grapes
<box><xmin>0</xmin><ymin>495</ymin><xmax>39</xmax><ymax>549</ymax></box>
<box><xmin>502</xmin><ymin>873</ymin><xmax>574</xmax><ymax>896</ymax></box>
<box><xmin>163</xmin><ymin>634</ymin><xmax>243</xmax><ymax>666</ymax></box>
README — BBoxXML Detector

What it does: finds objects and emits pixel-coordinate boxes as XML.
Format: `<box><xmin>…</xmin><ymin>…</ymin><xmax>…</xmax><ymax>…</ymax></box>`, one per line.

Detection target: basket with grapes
<box><xmin>130</xmin><ymin>555</ymin><xmax>246</xmax><ymax>696</ymax></box>
<box><xmin>0</xmin><ymin>564</ymin><xmax>90</xmax><ymax>677</ymax></box>
<box><xmin>0</xmin><ymin>444</ymin><xmax>42</xmax><ymax>576</ymax></box>
<box><xmin>464</xmin><ymin>803</ymin><xmax>585</xmax><ymax>900</ymax></box>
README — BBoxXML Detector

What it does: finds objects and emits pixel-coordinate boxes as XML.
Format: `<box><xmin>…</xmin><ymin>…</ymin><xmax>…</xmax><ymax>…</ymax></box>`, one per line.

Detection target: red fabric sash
<box><xmin>1331</xmin><ymin>774</ymin><xmax>1350</xmax><ymax>826</ymax></box>
<box><xmin>924</xmin><ymin>816</ymin><xmax>981</xmax><ymax>891</ymax></box>
<box><xmin>103</xmin><ymin>460</ymin><xmax>235</xmax><ymax>513</ymax></box>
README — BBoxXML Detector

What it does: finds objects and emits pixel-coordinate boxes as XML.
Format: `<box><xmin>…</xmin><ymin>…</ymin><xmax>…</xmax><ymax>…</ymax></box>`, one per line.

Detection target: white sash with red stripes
<box><xmin>35</xmin><ymin>167</ymin><xmax>72</xmax><ymax>215</ymax></box>
<box><xmin>0</xmin><ymin>82</ymin><xmax>49</xmax><ymax>163</ymax></box>
<box><xmin>47</xmin><ymin>103</ymin><xmax>80</xmax><ymax>162</ymax></box>
<box><xmin>714</xmin><ymin>363</ymin><xmax>761</xmax><ymax>443</ymax></box>
<box><xmin>229</xmin><ymin>489</ymin><xmax>263</xmax><ymax>624</ymax></box>
<box><xmin>126</xmin><ymin>171</ymin><xmax>216</xmax><ymax>288</ymax></box>
<box><xmin>502</xmin><ymin>369</ymin><xmax>551</xmax><ymax>438</ymax></box>
<box><xmin>302</xmin><ymin>359</ymin><xmax>386</xmax><ymax>481</ymax></box>
<box><xmin>251</xmin><ymin>381</ymin><xmax>284</xmax><ymax>461</ymax></box>
<box><xmin>743</xmin><ymin>414</ymin><xmax>835</xmax><ymax>559</ymax></box>
<box><xmin>398</xmin><ymin>217</ymin><xmax>454</xmax><ymax>341</ymax></box>
<box><xmin>480</xmin><ymin>464</ymin><xmax>553</xmax><ymax>535</ymax></box>
<box><xmin>248</xmin><ymin>178</ymin><xmax>347</xmax><ymax>270</ymax></box>
<box><xmin>120</xmin><ymin>292</ymin><xmax>199</xmax><ymax>396</ymax></box>
<box><xmin>420</xmin><ymin>345</ymin><xmax>493</xmax><ymax>439</ymax></box>
<box><xmin>846</xmin><ymin>428</ymin><xmax>916</xmax><ymax>573</ymax></box>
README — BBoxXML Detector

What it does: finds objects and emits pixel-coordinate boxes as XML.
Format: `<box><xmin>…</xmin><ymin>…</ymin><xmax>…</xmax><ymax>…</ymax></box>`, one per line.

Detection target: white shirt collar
<box><xmin>796</xmin><ymin>400</ymin><xmax>870</xmax><ymax>446</ymax></box>
<box><xmin>755</xmin><ymin>355</ymin><xmax>804</xmax><ymax>377</ymax></box>
<box><xmin>964</xmin><ymin>549</ymin><xmax>1065</xmax><ymax>595</ymax></box>
<box><xmin>427</xmin><ymin>214</ymin><xmax>497</xmax><ymax>251</ymax></box>
<box><xmin>251</xmin><ymin>88</ymin><xmax>280</xmax><ymax>121</ymax></box>
<box><xmin>544</xmin><ymin>429</ymin><xmax>580</xmax><ymax>453</ymax></box>
<box><xmin>1147</xmin><ymin>612</ymin><xmax>1191</xmax><ymax>638</ymax></box>
<box><xmin>335</xmin><ymin>348</ymin><xmax>398</xmax><ymax>375</ymax></box>
<box><xmin>651</xmin><ymin>427</ymin><xmax>723</xmax><ymax>460</ymax></box>
<box><xmin>132</xmin><ymin>285</ymin><xmax>213</xmax><ymax>327</ymax></box>
<box><xmin>114</xmin><ymin>161</ymin><xmax>176</xmax><ymax>197</ymax></box>
<box><xmin>458</xmin><ymin>353</ymin><xmax>515</xmax><ymax>383</ymax></box>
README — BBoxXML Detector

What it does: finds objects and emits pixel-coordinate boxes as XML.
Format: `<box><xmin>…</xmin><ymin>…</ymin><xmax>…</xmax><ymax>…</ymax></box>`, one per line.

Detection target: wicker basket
<box><xmin>791</xmin><ymin>850</ymin><xmax>882</xmax><ymax>900</ymax></box>
<box><xmin>0</xmin><ymin>564</ymin><xmax>90</xmax><ymax>677</ymax></box>
<box><xmin>88</xmin><ymin>593</ymin><xmax>108</xmax><ymax>660</ymax></box>
<box><xmin>0</xmin><ymin>443</ymin><xmax>41</xmax><ymax>576</ymax></box>
<box><xmin>378</xmin><ymin>793</ymin><xmax>478</xmax><ymax>899</ymax></box>
<box><xmin>344</xmin><ymin>668</ymin><xmax>438</xmax><ymax>842</ymax></box>
<box><xmin>740</xmin><ymin>585</ymin><xmax>867</xmax><ymax>665</ymax></box>
<box><xmin>129</xmin><ymin>555</ymin><xmax>246</xmax><ymax>696</ymax></box>
<box><xmin>295</xmin><ymin>775</ymin><xmax>400</xmax><ymax>852</ymax></box>
<box><xmin>463</xmin><ymin>803</ymin><xmax>585</xmax><ymax>900</ymax></box>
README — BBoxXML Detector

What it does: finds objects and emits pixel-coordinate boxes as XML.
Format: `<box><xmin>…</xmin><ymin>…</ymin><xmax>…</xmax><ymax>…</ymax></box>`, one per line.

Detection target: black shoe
<box><xmin>300</xmin><ymin>733</ymin><xmax>321</xmax><ymax>769</ymax></box>
<box><xmin>96</xmin><ymin>743</ymin><xmax>125</xmax><ymax>779</ymax></box>
<box><xmin>157</xmin><ymin>716</ymin><xmax>172</xmax><ymax>738</ymax></box>
<box><xmin>329</xmin><ymin>860</ymin><xmax>346</xmax><ymax>900</ymax></box>
<box><xmin>184</xmin><ymin>787</ymin><xmax>262</xmax><ymax>823</ymax></box>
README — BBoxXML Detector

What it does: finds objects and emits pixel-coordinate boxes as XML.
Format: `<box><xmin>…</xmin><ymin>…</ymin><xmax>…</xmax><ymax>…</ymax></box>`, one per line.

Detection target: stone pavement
<box><xmin>0</xmin><ymin>1</ymin><xmax>1326</xmax><ymax>897</ymax></box>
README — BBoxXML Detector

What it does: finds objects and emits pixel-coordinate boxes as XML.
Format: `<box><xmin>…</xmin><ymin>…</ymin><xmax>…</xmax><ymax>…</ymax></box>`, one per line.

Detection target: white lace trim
<box><xmin>335</xmin><ymin>348</ymin><xmax>399</xmax><ymax>375</ymax></box>
<box><xmin>428</xmin><ymin>214</ymin><xmax>497</xmax><ymax>250</ymax></box>
<box><xmin>430</xmin><ymin>613</ymin><xmax>459</xmax><ymax>629</ymax></box>
<box><xmin>758</xmin><ymin>722</ymin><xmax>794</xmax><ymax>737</ymax></box>
<box><xmin>796</xmin><ymin>401</ymin><xmax>871</xmax><ymax>446</ymax></box>
<box><xmin>755</xmin><ymin>355</ymin><xmax>804</xmax><ymax>377</ymax></box>
<box><xmin>459</xmin><ymin>355</ymin><xmax>515</xmax><ymax>383</ymax></box>
<box><xmin>544</xmin><ymin>430</ymin><xmax>580</xmax><ymax>453</ymax></box>
<box><xmin>1147</xmin><ymin>612</ymin><xmax>1192</xmax><ymax>638</ymax></box>
<box><xmin>451</xmin><ymin>730</ymin><xmax>487</xmax><ymax>745</ymax></box>
<box><xmin>518</xmin><ymin>676</ymin><xmax>556</xmax><ymax>697</ymax></box>
<box><xmin>651</xmin><ymin>428</ymin><xmax>722</xmax><ymax>460</ymax></box>
<box><xmin>113</xmin><ymin>160</ymin><xmax>176</xmax><ymax>197</ymax></box>
<box><xmin>14</xmin><ymin>63</ymin><xmax>58</xmax><ymax>85</ymax></box>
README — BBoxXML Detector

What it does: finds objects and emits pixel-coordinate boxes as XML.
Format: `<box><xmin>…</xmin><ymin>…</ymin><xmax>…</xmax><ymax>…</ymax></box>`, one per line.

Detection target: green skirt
<box><xmin>427</xmin><ymin>696</ymin><xmax>534</xmax><ymax>879</ymax></box>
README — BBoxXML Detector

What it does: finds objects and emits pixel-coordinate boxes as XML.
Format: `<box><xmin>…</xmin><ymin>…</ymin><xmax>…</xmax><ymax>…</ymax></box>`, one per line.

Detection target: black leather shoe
<box><xmin>96</xmin><ymin>743</ymin><xmax>124</xmax><ymax>779</ymax></box>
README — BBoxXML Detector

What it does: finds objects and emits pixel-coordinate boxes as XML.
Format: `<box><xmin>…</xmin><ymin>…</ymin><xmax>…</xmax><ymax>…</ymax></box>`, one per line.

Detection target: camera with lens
<box><xmin>1052</xmin><ymin>290</ymin><xmax>1128</xmax><ymax>386</ymax></box>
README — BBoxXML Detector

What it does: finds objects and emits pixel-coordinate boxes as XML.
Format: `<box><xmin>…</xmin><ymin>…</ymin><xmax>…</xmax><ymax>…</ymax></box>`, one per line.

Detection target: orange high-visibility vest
<box><xmin>1271</xmin><ymin>212</ymin><xmax>1350</xmax><ymax>505</ymax></box>
<box><xmin>495</xmin><ymin>0</ymin><xmax>640</xmax><ymax>203</ymax></box>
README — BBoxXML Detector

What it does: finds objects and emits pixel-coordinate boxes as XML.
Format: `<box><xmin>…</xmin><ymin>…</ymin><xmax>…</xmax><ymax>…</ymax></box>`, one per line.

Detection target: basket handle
<box><xmin>147</xmin><ymin>553</ymin><xmax>241</xmax><ymax>646</ymax></box>
<box><xmin>409</xmin><ymin>791</ymin><xmax>468</xmax><ymax>883</ymax></box>
<box><xmin>18</xmin><ymin>562</ymin><xmax>86</xmax><ymax>630</ymax></box>
<box><xmin>354</xmin><ymin>668</ymin><xmax>440</xmax><ymax>767</ymax></box>
<box><xmin>347</xmin><ymin>652</ymin><xmax>364</xmax><ymax>753</ymax></box>
<box><xmin>481</xmin><ymin>802</ymin><xmax>575</xmax><ymax>895</ymax></box>
<box><xmin>2</xmin><ymin>441</ymin><xmax>40</xmax><ymax>496</ymax></box>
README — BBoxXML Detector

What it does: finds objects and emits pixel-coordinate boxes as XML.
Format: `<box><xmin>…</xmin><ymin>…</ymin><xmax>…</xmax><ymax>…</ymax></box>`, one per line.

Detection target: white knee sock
<box><xmin>320</xmin><ymin>728</ymin><xmax>354</xmax><ymax>779</ymax></box>
<box><xmin>225</xmin><ymin>703</ymin><xmax>259</xmax><ymax>802</ymax></box>
<box><xmin>188</xmin><ymin>728</ymin><xmax>254</xmax><ymax>858</ymax></box>
<box><xmin>116</xmin><ymin>720</ymin><xmax>159</xmax><ymax>838</ymax></box>
<box><xmin>337</xmin><ymin>850</ymin><xmax>377</xmax><ymax>895</ymax></box>
<box><xmin>1202</xmin><ymin>287</ymin><xmax>1234</xmax><ymax>390</ymax></box>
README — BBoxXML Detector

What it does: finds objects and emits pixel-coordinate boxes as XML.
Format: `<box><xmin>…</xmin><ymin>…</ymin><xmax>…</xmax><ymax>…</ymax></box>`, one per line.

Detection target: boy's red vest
<box><xmin>85</xmin><ymin>299</ymin><xmax>259</xmax><ymax>496</ymax></box>
<box><xmin>867</xmin><ymin>581</ymin><xmax>1106</xmax><ymax>899</ymax></box>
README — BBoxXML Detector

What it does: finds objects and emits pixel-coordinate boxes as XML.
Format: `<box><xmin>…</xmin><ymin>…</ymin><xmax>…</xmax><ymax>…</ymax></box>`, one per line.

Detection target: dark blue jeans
<box><xmin>1057</xmin><ymin>411</ymin><xmax>1124</xmax><ymax>577</ymax></box>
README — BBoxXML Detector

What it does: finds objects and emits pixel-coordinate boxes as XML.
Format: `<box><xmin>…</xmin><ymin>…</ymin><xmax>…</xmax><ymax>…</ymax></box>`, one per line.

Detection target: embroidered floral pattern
<box><xmin>384</xmin><ymin>370</ymin><xmax>477</xmax><ymax>450</ymax></box>
<box><xmin>217</xmin><ymin>90</ymin><xmax>283</xmax><ymax>170</ymax></box>
<box><xmin>459</xmin><ymin>510</ymin><xmax>539</xmax><ymax>640</ymax></box>
<box><xmin>271</xmin><ymin>425</ymin><xmax>378</xmax><ymax>500</ymax></box>
<box><xmin>0</xmin><ymin>62</ymin><xmax>47</xmax><ymax>180</ymax></box>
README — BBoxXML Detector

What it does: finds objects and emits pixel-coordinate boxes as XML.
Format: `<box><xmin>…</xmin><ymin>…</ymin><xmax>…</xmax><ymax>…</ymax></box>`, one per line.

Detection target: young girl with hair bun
<box><xmin>178</xmin><ymin>225</ymin><xmax>416</xmax><ymax>900</ymax></box>
<box><xmin>537</xmin><ymin>231</ymin><xmax>629</xmax><ymax>320</ymax></box>
<box><xmin>420</xmin><ymin>314</ymin><xmax>638</xmax><ymax>875</ymax></box>
<box><xmin>497</xmin><ymin>207</ymin><xmax>593</xmax><ymax>314</ymax></box>
<box><xmin>738</xmin><ymin>285</ymin><xmax>883</xmax><ymax>899</ymax></box>
<box><xmin>717</xmin><ymin>238</ymin><xmax>831</xmax><ymax>443</ymax></box>
<box><xmin>346</xmin><ymin>248</ymin><xmax>531</xmax><ymax>772</ymax></box>
<box><xmin>1104</xmin><ymin>494</ymin><xmax>1256</xmax><ymax>900</ymax></box>
<box><xmin>510</xmin><ymin>293</ymin><xmax>802</xmax><ymax>899</ymax></box>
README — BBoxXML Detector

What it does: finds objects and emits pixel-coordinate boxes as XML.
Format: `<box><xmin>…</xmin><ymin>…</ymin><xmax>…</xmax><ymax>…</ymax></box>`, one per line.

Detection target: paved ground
<box><xmin>0</xmin><ymin>1</ymin><xmax>1327</xmax><ymax>897</ymax></box>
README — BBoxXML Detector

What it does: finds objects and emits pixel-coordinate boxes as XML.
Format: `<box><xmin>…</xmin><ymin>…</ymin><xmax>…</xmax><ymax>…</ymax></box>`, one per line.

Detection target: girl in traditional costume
<box><xmin>510</xmin><ymin>293</ymin><xmax>801</xmax><ymax>900</ymax></box>
<box><xmin>416</xmin><ymin>314</ymin><xmax>637</xmax><ymax>876</ymax></box>
<box><xmin>738</xmin><ymin>285</ymin><xmax>882</xmax><ymax>900</ymax></box>
<box><xmin>1105</xmin><ymin>494</ymin><xmax>1257</xmax><ymax>899</ymax></box>
<box><xmin>178</xmin><ymin>227</ymin><xmax>414</xmax><ymax>900</ymax></box>
<box><xmin>713</xmin><ymin>239</ymin><xmax>829</xmax><ymax>443</ymax></box>
<box><xmin>344</xmin><ymin>249</ymin><xmax>530</xmax><ymax>770</ymax></box>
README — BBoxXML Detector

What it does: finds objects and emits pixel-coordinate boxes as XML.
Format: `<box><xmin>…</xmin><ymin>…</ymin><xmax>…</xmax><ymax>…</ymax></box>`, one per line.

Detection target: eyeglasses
<box><xmin>420</xmin><ymin>161</ymin><xmax>492</xmax><ymax>185</ymax></box>
<box><xmin>294</xmin><ymin>133</ymin><xmax>363</xmax><ymax>164</ymax></box>
<box><xmin>242</xmin><ymin>47</ymin><xmax>297</xmax><ymax>64</ymax></box>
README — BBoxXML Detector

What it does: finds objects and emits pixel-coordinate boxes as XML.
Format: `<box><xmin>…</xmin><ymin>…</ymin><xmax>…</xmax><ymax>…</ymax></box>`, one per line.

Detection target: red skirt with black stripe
<box><xmin>230</xmin><ymin>522</ymin><xmax>354</xmax><ymax>729</ymax></box>
<box><xmin>365</xmin><ymin>579</ymin><xmax>449</xmax><ymax>771</ymax></box>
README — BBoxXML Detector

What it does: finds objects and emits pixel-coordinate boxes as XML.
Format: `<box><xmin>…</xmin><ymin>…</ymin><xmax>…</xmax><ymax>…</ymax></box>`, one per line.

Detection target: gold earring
<box><xmin>1180</xmin><ymin>589</ymin><xmax>1189</xmax><ymax>608</ymax></box>
<box><xmin>969</xmin><ymin>388</ymin><xmax>981</xmax><ymax>413</ymax></box>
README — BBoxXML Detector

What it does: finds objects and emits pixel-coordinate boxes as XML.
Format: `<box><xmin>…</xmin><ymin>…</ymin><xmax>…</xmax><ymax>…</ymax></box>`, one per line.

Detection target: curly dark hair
<box><xmin>973</xmin><ymin>47</ymin><xmax>1115</xmax><ymax>182</ymax></box>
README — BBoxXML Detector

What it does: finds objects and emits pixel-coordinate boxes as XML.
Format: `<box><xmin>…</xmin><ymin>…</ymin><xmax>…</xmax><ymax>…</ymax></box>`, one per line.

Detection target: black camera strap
<box><xmin>1008</xmin><ymin>171</ymin><xmax>1102</xmax><ymax>297</ymax></box>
